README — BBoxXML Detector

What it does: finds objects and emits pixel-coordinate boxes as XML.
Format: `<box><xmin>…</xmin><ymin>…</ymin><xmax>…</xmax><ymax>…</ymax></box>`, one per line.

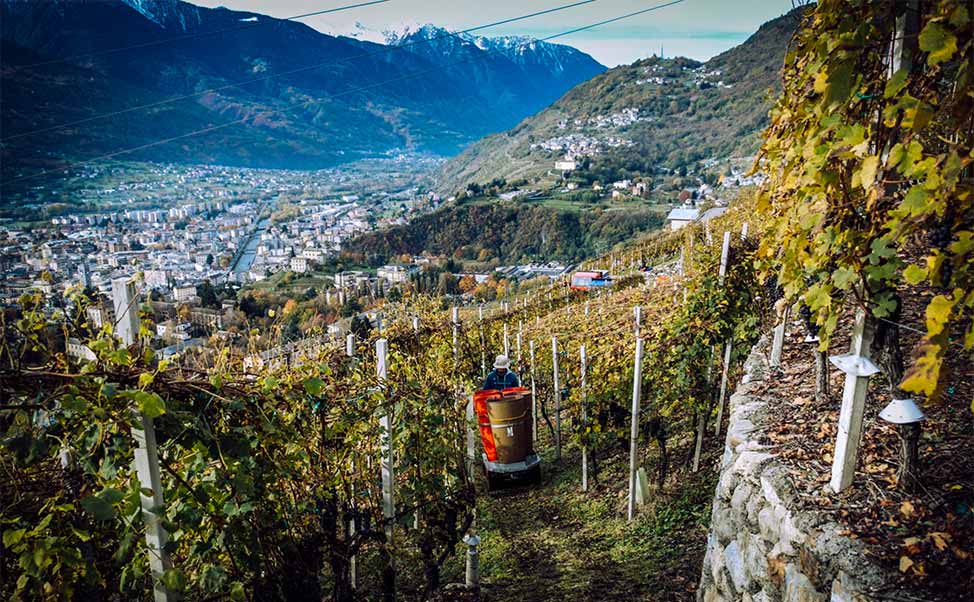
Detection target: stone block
<box><xmin>725</xmin><ymin>540</ymin><xmax>747</xmax><ymax>593</ymax></box>
<box><xmin>722</xmin><ymin>442</ymin><xmax>735</xmax><ymax>469</ymax></box>
<box><xmin>830</xmin><ymin>571</ymin><xmax>872</xmax><ymax>602</ymax></box>
<box><xmin>743</xmin><ymin>532</ymin><xmax>770</xmax><ymax>586</ymax></box>
<box><xmin>734</xmin><ymin>451</ymin><xmax>775</xmax><ymax>481</ymax></box>
<box><xmin>717</xmin><ymin>466</ymin><xmax>739</xmax><ymax>500</ymax></box>
<box><xmin>711</xmin><ymin>533</ymin><xmax>726</xmax><ymax>585</ymax></box>
<box><xmin>784</xmin><ymin>564</ymin><xmax>826</xmax><ymax>602</ymax></box>
<box><xmin>731</xmin><ymin>481</ymin><xmax>753</xmax><ymax>523</ymax></box>
<box><xmin>746</xmin><ymin>491</ymin><xmax>765</xmax><ymax>528</ymax></box>
<box><xmin>713</xmin><ymin>505</ymin><xmax>736</xmax><ymax>543</ymax></box>
<box><xmin>758</xmin><ymin>505</ymin><xmax>779</xmax><ymax>541</ymax></box>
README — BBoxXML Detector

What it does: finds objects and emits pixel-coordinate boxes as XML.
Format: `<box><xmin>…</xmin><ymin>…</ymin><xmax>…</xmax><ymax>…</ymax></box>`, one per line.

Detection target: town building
<box><xmin>666</xmin><ymin>207</ymin><xmax>701</xmax><ymax>230</ymax></box>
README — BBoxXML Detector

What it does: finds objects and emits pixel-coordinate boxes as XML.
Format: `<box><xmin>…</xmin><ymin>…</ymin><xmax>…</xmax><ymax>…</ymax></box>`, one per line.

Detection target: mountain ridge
<box><xmin>434</xmin><ymin>7</ymin><xmax>805</xmax><ymax>195</ymax></box>
<box><xmin>0</xmin><ymin>0</ymin><xmax>604</xmax><ymax>186</ymax></box>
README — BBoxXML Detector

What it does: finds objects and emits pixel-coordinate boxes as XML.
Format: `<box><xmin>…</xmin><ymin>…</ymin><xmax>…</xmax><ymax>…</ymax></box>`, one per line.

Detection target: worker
<box><xmin>483</xmin><ymin>354</ymin><xmax>520</xmax><ymax>390</ymax></box>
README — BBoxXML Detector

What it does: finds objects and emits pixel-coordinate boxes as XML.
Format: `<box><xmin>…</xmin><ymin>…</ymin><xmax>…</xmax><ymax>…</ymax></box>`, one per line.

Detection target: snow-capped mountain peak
<box><xmin>121</xmin><ymin>0</ymin><xmax>200</xmax><ymax>30</ymax></box>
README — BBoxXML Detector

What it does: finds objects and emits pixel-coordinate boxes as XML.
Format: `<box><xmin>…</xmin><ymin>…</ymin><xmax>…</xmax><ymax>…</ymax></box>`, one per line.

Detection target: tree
<box><xmin>350</xmin><ymin>315</ymin><xmax>372</xmax><ymax>340</ymax></box>
<box><xmin>197</xmin><ymin>280</ymin><xmax>219</xmax><ymax>309</ymax></box>
<box><xmin>458</xmin><ymin>275</ymin><xmax>477</xmax><ymax>294</ymax></box>
<box><xmin>437</xmin><ymin>273</ymin><xmax>459</xmax><ymax>296</ymax></box>
<box><xmin>340</xmin><ymin>297</ymin><xmax>362</xmax><ymax>318</ymax></box>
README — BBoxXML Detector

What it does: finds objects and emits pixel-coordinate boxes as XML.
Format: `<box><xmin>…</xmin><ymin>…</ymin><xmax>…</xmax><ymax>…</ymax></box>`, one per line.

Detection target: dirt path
<box><xmin>467</xmin><ymin>444</ymin><xmax>712</xmax><ymax>602</ymax></box>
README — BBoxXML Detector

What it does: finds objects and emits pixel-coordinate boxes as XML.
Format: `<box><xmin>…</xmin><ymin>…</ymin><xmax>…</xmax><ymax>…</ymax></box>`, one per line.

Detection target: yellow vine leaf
<box><xmin>859</xmin><ymin>156</ymin><xmax>879</xmax><ymax>190</ymax></box>
<box><xmin>925</xmin><ymin>293</ymin><xmax>957</xmax><ymax>337</ymax></box>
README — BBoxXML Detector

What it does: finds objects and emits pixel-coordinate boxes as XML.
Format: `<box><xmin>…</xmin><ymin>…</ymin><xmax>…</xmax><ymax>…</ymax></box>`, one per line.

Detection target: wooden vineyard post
<box><xmin>516</xmin><ymin>322</ymin><xmax>523</xmax><ymax>367</ymax></box>
<box><xmin>580</xmin><ymin>345</ymin><xmax>589</xmax><ymax>492</ymax></box>
<box><xmin>627</xmin><ymin>337</ymin><xmax>645</xmax><ymax>521</ymax></box>
<box><xmin>503</xmin><ymin>323</ymin><xmax>510</xmax><ymax>358</ymax></box>
<box><xmin>829</xmin><ymin>309</ymin><xmax>879</xmax><ymax>493</ymax></box>
<box><xmin>113</xmin><ymin>278</ymin><xmax>175</xmax><ymax>602</ymax></box>
<box><xmin>530</xmin><ymin>341</ymin><xmax>538</xmax><ymax>442</ymax></box>
<box><xmin>741</xmin><ymin>222</ymin><xmax>749</xmax><ymax>240</ymax></box>
<box><xmin>714</xmin><ymin>341</ymin><xmax>733</xmax><ymax>438</ymax></box>
<box><xmin>346</xmin><ymin>336</ymin><xmax>359</xmax><ymax>590</ymax></box>
<box><xmin>552</xmin><ymin>336</ymin><xmax>561</xmax><ymax>460</ymax></box>
<box><xmin>452</xmin><ymin>307</ymin><xmax>460</xmax><ymax>370</ymax></box>
<box><xmin>713</xmin><ymin>232</ymin><xmax>734</xmax><ymax>440</ymax></box>
<box><xmin>131</xmin><ymin>414</ymin><xmax>175</xmax><ymax>602</ymax></box>
<box><xmin>478</xmin><ymin>305</ymin><xmax>486</xmax><ymax>380</ymax></box>
<box><xmin>634</xmin><ymin>305</ymin><xmax>642</xmax><ymax>338</ymax></box>
<box><xmin>376</xmin><ymin>338</ymin><xmax>396</xmax><ymax>602</ymax></box>
<box><xmin>770</xmin><ymin>304</ymin><xmax>790</xmax><ymax>369</ymax></box>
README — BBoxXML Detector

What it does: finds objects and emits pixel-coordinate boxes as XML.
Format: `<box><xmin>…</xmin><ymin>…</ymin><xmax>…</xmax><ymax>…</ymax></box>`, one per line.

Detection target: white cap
<box><xmin>493</xmin><ymin>354</ymin><xmax>510</xmax><ymax>369</ymax></box>
<box><xmin>878</xmin><ymin>399</ymin><xmax>926</xmax><ymax>424</ymax></box>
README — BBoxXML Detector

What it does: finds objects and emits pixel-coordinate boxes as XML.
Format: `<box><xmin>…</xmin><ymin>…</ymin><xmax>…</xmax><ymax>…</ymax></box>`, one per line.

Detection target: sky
<box><xmin>191</xmin><ymin>0</ymin><xmax>798</xmax><ymax>66</ymax></box>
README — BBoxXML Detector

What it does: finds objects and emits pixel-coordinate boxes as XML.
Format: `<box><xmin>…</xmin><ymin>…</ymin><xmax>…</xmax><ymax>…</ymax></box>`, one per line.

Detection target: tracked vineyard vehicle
<box><xmin>473</xmin><ymin>387</ymin><xmax>541</xmax><ymax>491</ymax></box>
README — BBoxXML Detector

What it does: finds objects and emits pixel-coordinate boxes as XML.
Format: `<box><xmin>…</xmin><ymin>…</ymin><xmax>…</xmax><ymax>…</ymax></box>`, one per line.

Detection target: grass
<box><xmin>440</xmin><ymin>436</ymin><xmax>716</xmax><ymax>602</ymax></box>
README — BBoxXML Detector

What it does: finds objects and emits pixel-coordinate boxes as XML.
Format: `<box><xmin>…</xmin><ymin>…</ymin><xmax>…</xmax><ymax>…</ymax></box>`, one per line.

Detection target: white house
<box><xmin>66</xmin><ymin>338</ymin><xmax>97</xmax><ymax>361</ymax></box>
<box><xmin>377</xmin><ymin>264</ymin><xmax>414</xmax><ymax>284</ymax></box>
<box><xmin>555</xmin><ymin>160</ymin><xmax>577</xmax><ymax>171</ymax></box>
<box><xmin>290</xmin><ymin>256</ymin><xmax>308</xmax><ymax>273</ymax></box>
<box><xmin>666</xmin><ymin>207</ymin><xmax>701</xmax><ymax>230</ymax></box>
<box><xmin>173</xmin><ymin>285</ymin><xmax>198</xmax><ymax>303</ymax></box>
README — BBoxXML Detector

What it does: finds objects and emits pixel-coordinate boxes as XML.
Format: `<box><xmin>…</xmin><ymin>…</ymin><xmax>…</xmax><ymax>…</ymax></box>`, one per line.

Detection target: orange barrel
<box><xmin>487</xmin><ymin>388</ymin><xmax>534</xmax><ymax>464</ymax></box>
<box><xmin>474</xmin><ymin>390</ymin><xmax>501</xmax><ymax>461</ymax></box>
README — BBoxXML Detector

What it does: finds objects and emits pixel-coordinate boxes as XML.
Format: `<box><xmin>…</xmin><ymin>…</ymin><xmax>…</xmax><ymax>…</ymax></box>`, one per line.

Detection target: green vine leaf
<box><xmin>135</xmin><ymin>391</ymin><xmax>166</xmax><ymax>418</ymax></box>
<box><xmin>918</xmin><ymin>21</ymin><xmax>958</xmax><ymax>65</ymax></box>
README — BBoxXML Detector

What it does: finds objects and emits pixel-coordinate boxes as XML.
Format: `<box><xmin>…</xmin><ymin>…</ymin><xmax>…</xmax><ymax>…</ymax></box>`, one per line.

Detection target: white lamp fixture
<box><xmin>828</xmin><ymin>352</ymin><xmax>881</xmax><ymax>377</ymax></box>
<box><xmin>878</xmin><ymin>398</ymin><xmax>926</xmax><ymax>424</ymax></box>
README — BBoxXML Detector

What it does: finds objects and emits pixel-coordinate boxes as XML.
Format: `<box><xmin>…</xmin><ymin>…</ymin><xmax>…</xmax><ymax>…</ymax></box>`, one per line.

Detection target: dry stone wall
<box><xmin>698</xmin><ymin>336</ymin><xmax>890</xmax><ymax>602</ymax></box>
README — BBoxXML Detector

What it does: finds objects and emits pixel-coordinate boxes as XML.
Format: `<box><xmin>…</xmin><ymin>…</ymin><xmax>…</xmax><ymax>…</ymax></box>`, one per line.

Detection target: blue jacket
<box><xmin>483</xmin><ymin>369</ymin><xmax>520</xmax><ymax>391</ymax></box>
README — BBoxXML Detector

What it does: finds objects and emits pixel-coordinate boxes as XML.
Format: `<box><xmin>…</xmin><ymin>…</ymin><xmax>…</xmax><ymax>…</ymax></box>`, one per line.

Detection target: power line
<box><xmin>1</xmin><ymin>0</ymin><xmax>600</xmax><ymax>144</ymax></box>
<box><xmin>2</xmin><ymin>0</ymin><xmax>687</xmax><ymax>187</ymax></box>
<box><xmin>4</xmin><ymin>0</ymin><xmax>392</xmax><ymax>72</ymax></box>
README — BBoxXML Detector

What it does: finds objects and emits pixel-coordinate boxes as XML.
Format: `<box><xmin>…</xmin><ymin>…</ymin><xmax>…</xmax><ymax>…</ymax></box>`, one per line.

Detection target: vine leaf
<box><xmin>161</xmin><ymin>569</ymin><xmax>187</xmax><ymax>592</ymax></box>
<box><xmin>304</xmin><ymin>378</ymin><xmax>324</xmax><ymax>396</ymax></box>
<box><xmin>858</xmin><ymin>155</ymin><xmax>879</xmax><ymax>190</ymax></box>
<box><xmin>81</xmin><ymin>488</ymin><xmax>123</xmax><ymax>521</ymax></box>
<box><xmin>918</xmin><ymin>21</ymin><xmax>958</xmax><ymax>66</ymax></box>
<box><xmin>903</xmin><ymin>264</ymin><xmax>928</xmax><ymax>285</ymax></box>
<box><xmin>885</xmin><ymin>69</ymin><xmax>909</xmax><ymax>98</ymax></box>
<box><xmin>135</xmin><ymin>391</ymin><xmax>166</xmax><ymax>419</ymax></box>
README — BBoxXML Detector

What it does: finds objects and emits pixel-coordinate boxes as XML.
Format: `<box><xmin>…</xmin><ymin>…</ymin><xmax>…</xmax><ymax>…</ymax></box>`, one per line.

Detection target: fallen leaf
<box><xmin>929</xmin><ymin>532</ymin><xmax>951</xmax><ymax>551</ymax></box>
<box><xmin>899</xmin><ymin>556</ymin><xmax>914</xmax><ymax>572</ymax></box>
<box><xmin>899</xmin><ymin>501</ymin><xmax>915</xmax><ymax>518</ymax></box>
